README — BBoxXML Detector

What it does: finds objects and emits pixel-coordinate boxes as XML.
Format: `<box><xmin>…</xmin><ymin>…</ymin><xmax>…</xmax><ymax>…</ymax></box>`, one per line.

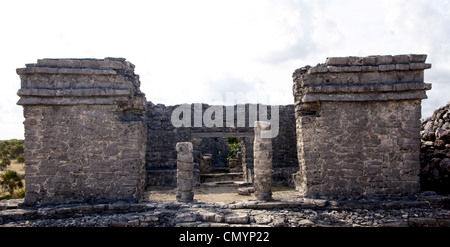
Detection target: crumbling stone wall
<box><xmin>17</xmin><ymin>58</ymin><xmax>147</xmax><ymax>205</ymax></box>
<box><xmin>420</xmin><ymin>103</ymin><xmax>450</xmax><ymax>194</ymax></box>
<box><xmin>292</xmin><ymin>54</ymin><xmax>432</xmax><ymax>198</ymax></box>
<box><xmin>146</xmin><ymin>103</ymin><xmax>298</xmax><ymax>187</ymax></box>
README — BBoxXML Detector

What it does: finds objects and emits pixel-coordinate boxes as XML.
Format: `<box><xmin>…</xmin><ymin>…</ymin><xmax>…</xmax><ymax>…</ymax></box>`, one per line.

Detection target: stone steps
<box><xmin>201</xmin><ymin>181</ymin><xmax>251</xmax><ymax>187</ymax></box>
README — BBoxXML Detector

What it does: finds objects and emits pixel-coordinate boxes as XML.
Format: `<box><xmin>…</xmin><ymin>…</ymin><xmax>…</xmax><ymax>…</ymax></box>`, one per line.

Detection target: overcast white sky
<box><xmin>1</xmin><ymin>0</ymin><xmax>449</xmax><ymax>140</ymax></box>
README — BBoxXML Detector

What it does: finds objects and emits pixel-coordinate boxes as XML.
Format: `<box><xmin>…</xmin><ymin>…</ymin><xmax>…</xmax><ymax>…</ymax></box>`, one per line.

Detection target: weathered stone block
<box><xmin>177</xmin><ymin>153</ymin><xmax>194</xmax><ymax>163</ymax></box>
<box><xmin>325</xmin><ymin>57</ymin><xmax>349</xmax><ymax>66</ymax></box>
<box><xmin>409</xmin><ymin>54</ymin><xmax>427</xmax><ymax>63</ymax></box>
<box><xmin>363</xmin><ymin>56</ymin><xmax>377</xmax><ymax>65</ymax></box>
<box><xmin>177</xmin><ymin>161</ymin><xmax>194</xmax><ymax>171</ymax></box>
<box><xmin>410</xmin><ymin>63</ymin><xmax>432</xmax><ymax>70</ymax></box>
<box><xmin>379</xmin><ymin>64</ymin><xmax>396</xmax><ymax>71</ymax></box>
<box><xmin>309</xmin><ymin>66</ymin><xmax>328</xmax><ymax>73</ymax></box>
<box><xmin>393</xmin><ymin>54</ymin><xmax>410</xmax><ymax>64</ymax></box>
<box><xmin>347</xmin><ymin>56</ymin><xmax>364</xmax><ymax>66</ymax></box>
<box><xmin>396</xmin><ymin>64</ymin><xmax>410</xmax><ymax>70</ymax></box>
<box><xmin>376</xmin><ymin>55</ymin><xmax>394</xmax><ymax>65</ymax></box>
<box><xmin>176</xmin><ymin>142</ymin><xmax>193</xmax><ymax>154</ymax></box>
<box><xmin>177</xmin><ymin>171</ymin><xmax>194</xmax><ymax>180</ymax></box>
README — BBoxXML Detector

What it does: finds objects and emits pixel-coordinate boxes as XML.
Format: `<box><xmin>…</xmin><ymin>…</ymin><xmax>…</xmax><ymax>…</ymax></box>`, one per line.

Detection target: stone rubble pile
<box><xmin>420</xmin><ymin>103</ymin><xmax>450</xmax><ymax>194</ymax></box>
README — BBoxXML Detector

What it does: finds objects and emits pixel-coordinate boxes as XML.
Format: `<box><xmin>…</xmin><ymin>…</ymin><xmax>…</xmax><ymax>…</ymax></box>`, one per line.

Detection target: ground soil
<box><xmin>144</xmin><ymin>185</ymin><xmax>298</xmax><ymax>203</ymax></box>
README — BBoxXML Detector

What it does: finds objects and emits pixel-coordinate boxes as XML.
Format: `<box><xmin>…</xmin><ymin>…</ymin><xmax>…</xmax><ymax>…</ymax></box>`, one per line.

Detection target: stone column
<box><xmin>176</xmin><ymin>142</ymin><xmax>194</xmax><ymax>202</ymax></box>
<box><xmin>253</xmin><ymin>121</ymin><xmax>273</xmax><ymax>201</ymax></box>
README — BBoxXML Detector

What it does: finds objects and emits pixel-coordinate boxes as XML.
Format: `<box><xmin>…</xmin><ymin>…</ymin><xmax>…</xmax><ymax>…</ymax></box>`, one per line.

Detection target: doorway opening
<box><xmin>195</xmin><ymin>137</ymin><xmax>244</xmax><ymax>185</ymax></box>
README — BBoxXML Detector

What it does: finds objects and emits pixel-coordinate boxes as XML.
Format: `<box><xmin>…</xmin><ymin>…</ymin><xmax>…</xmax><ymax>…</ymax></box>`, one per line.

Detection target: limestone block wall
<box><xmin>146</xmin><ymin>102</ymin><xmax>189</xmax><ymax>171</ymax></box>
<box><xmin>292</xmin><ymin>54</ymin><xmax>432</xmax><ymax>197</ymax></box>
<box><xmin>17</xmin><ymin>58</ymin><xmax>147</xmax><ymax>205</ymax></box>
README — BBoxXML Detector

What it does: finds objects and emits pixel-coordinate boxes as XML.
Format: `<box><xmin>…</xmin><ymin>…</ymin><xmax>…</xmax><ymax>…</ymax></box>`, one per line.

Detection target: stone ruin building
<box><xmin>16</xmin><ymin>54</ymin><xmax>433</xmax><ymax>206</ymax></box>
<box><xmin>292</xmin><ymin>55</ymin><xmax>431</xmax><ymax>197</ymax></box>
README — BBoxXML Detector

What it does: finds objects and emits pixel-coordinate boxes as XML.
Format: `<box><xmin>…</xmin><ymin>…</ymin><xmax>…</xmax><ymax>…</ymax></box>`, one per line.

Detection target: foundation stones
<box><xmin>176</xmin><ymin>142</ymin><xmax>195</xmax><ymax>202</ymax></box>
<box><xmin>253</xmin><ymin>121</ymin><xmax>273</xmax><ymax>201</ymax></box>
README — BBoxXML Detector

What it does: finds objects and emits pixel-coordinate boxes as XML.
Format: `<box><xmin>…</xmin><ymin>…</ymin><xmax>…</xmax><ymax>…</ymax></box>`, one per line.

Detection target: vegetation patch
<box><xmin>0</xmin><ymin>139</ymin><xmax>25</xmax><ymax>200</ymax></box>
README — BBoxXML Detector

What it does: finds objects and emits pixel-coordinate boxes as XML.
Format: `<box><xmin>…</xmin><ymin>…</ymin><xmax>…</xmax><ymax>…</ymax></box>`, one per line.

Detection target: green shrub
<box><xmin>226</xmin><ymin>137</ymin><xmax>241</xmax><ymax>162</ymax></box>
<box><xmin>17</xmin><ymin>188</ymin><xmax>25</xmax><ymax>198</ymax></box>
<box><xmin>2</xmin><ymin>157</ymin><xmax>10</xmax><ymax>167</ymax></box>
<box><xmin>17</xmin><ymin>155</ymin><xmax>24</xmax><ymax>163</ymax></box>
<box><xmin>0</xmin><ymin>194</ymin><xmax>12</xmax><ymax>200</ymax></box>
<box><xmin>0</xmin><ymin>139</ymin><xmax>24</xmax><ymax>159</ymax></box>
<box><xmin>0</xmin><ymin>171</ymin><xmax>23</xmax><ymax>197</ymax></box>
<box><xmin>10</xmin><ymin>144</ymin><xmax>24</xmax><ymax>158</ymax></box>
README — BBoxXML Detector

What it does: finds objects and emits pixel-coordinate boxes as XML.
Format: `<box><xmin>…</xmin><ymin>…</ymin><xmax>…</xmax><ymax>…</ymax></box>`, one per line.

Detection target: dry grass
<box><xmin>8</xmin><ymin>159</ymin><xmax>25</xmax><ymax>174</ymax></box>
